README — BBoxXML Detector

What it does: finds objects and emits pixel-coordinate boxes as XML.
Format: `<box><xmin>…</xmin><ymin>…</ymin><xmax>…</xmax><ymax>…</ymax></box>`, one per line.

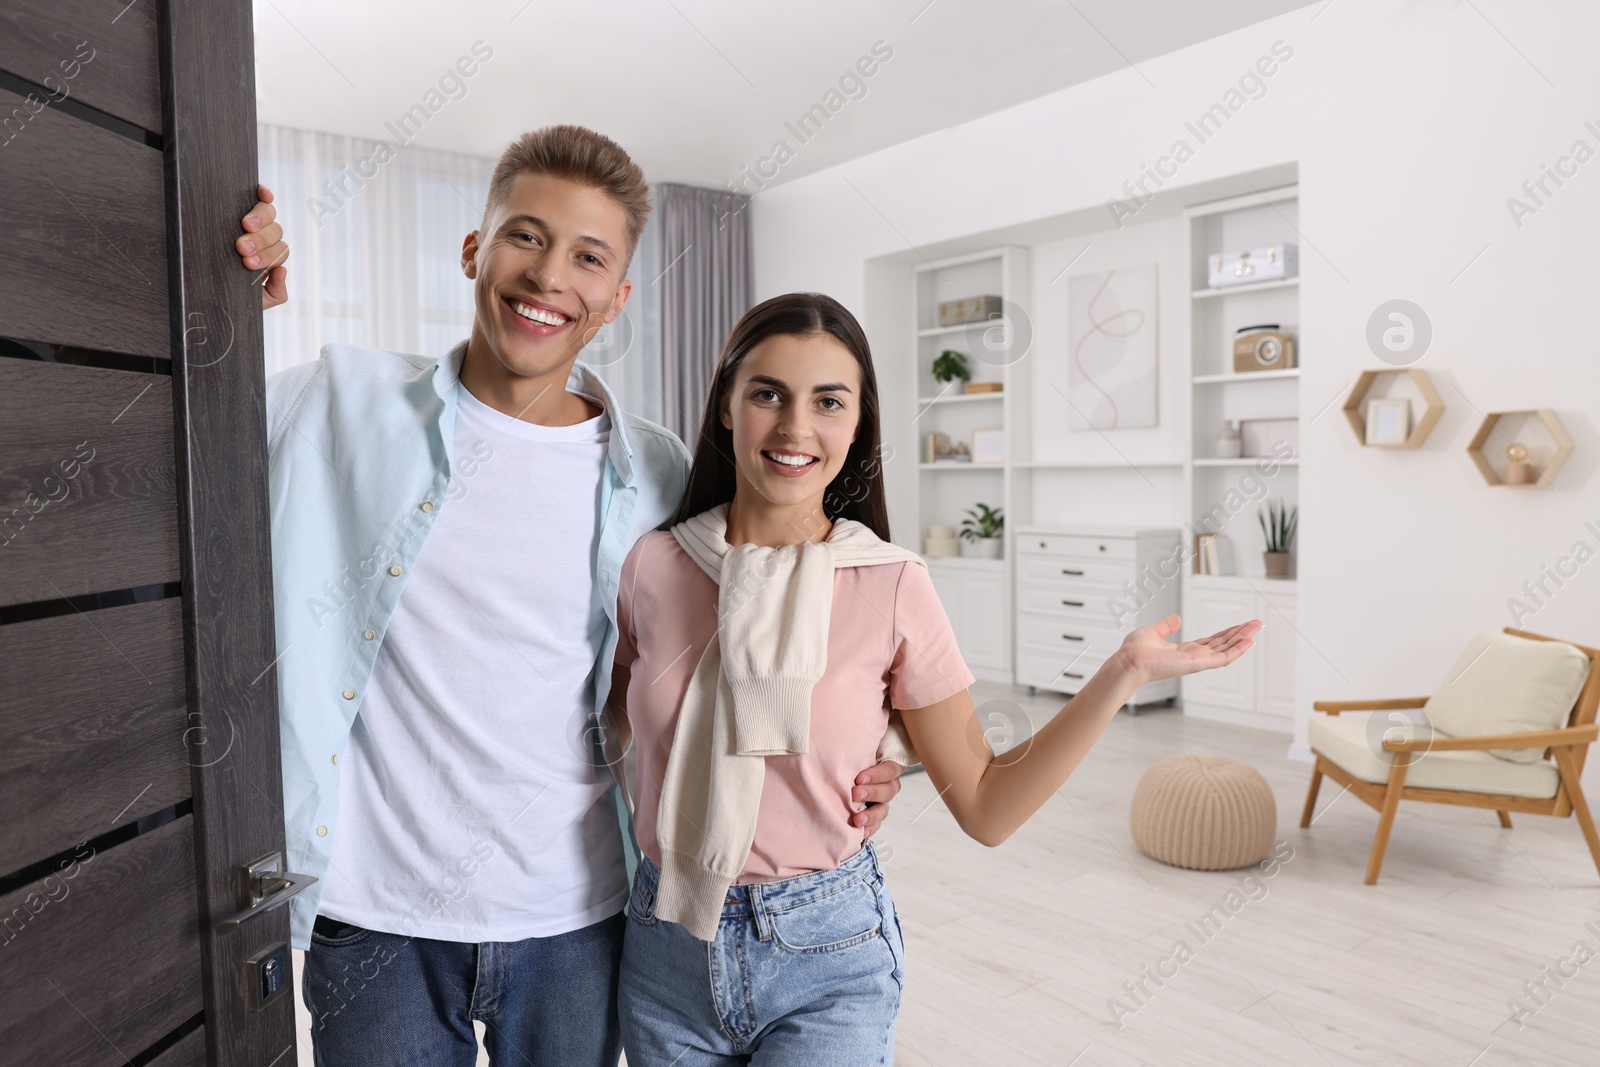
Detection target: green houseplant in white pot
<box><xmin>959</xmin><ymin>503</ymin><xmax>1004</xmax><ymax>559</ymax></box>
<box><xmin>932</xmin><ymin>349</ymin><xmax>971</xmax><ymax>391</ymax></box>
<box><xmin>1258</xmin><ymin>499</ymin><xmax>1297</xmax><ymax>578</ymax></box>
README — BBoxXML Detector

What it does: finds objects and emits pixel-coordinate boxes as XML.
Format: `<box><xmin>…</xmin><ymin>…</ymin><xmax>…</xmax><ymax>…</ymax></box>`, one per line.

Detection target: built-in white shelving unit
<box><xmin>911</xmin><ymin>247</ymin><xmax>1028</xmax><ymax>683</ymax></box>
<box><xmin>891</xmin><ymin>176</ymin><xmax>1304</xmax><ymax>732</ymax></box>
<box><xmin>1180</xmin><ymin>185</ymin><xmax>1301</xmax><ymax>733</ymax></box>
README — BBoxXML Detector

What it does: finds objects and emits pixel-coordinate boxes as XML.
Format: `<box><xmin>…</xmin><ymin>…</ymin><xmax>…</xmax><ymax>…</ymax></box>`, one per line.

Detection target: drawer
<box><xmin>1019</xmin><ymin>533</ymin><xmax>1135</xmax><ymax>560</ymax></box>
<box><xmin>1018</xmin><ymin>580</ymin><xmax>1125</xmax><ymax>629</ymax></box>
<box><xmin>1017</xmin><ymin>615</ymin><xmax>1127</xmax><ymax>658</ymax></box>
<box><xmin>1016</xmin><ymin>647</ymin><xmax>1110</xmax><ymax>693</ymax></box>
<box><xmin>1020</xmin><ymin>554</ymin><xmax>1131</xmax><ymax>588</ymax></box>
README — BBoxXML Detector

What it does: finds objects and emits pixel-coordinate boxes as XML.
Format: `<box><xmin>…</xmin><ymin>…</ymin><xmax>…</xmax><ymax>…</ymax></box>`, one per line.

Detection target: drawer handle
<box><xmin>1063</xmin><ymin>671</ymin><xmax>1084</xmax><ymax>680</ymax></box>
<box><xmin>1061</xmin><ymin>599</ymin><xmax>1083</xmax><ymax>607</ymax></box>
<box><xmin>1098</xmin><ymin>545</ymin><xmax>1107</xmax><ymax>552</ymax></box>
<box><xmin>1061</xmin><ymin>634</ymin><xmax>1083</xmax><ymax>642</ymax></box>
<box><xmin>1061</xmin><ymin>568</ymin><xmax>1084</xmax><ymax>576</ymax></box>
<box><xmin>1038</xmin><ymin>540</ymin><xmax>1047</xmax><ymax>549</ymax></box>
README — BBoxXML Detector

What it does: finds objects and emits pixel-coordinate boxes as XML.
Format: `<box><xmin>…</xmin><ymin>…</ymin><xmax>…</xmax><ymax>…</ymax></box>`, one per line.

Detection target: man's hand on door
<box><xmin>238</xmin><ymin>183</ymin><xmax>289</xmax><ymax>309</ymax></box>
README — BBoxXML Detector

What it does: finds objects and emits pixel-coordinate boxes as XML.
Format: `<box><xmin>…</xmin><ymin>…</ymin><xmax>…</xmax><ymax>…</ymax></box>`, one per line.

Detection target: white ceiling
<box><xmin>253</xmin><ymin>0</ymin><xmax>1310</xmax><ymax>189</ymax></box>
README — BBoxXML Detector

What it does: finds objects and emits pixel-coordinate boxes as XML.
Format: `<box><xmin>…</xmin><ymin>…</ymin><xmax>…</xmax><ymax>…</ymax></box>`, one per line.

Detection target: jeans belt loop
<box><xmin>750</xmin><ymin>883</ymin><xmax>773</xmax><ymax>942</ymax></box>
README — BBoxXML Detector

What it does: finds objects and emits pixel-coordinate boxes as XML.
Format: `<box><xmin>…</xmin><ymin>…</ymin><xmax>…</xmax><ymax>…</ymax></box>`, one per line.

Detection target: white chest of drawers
<box><xmin>1013</xmin><ymin>525</ymin><xmax>1183</xmax><ymax>709</ymax></box>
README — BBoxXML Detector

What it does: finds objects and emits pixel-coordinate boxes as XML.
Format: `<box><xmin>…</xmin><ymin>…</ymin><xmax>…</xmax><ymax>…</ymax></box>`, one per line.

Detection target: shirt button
<box><xmin>342</xmin><ymin>688</ymin><xmax>356</xmax><ymax>700</ymax></box>
<box><xmin>316</xmin><ymin>825</ymin><xmax>328</xmax><ymax>837</ymax></box>
<box><xmin>363</xmin><ymin>629</ymin><xmax>377</xmax><ymax>641</ymax></box>
<box><xmin>331</xmin><ymin>754</ymin><xmax>339</xmax><ymax>766</ymax></box>
<box><xmin>388</xmin><ymin>564</ymin><xmax>403</xmax><ymax>577</ymax></box>
<box><xmin>421</xmin><ymin>501</ymin><xmax>435</xmax><ymax>512</ymax></box>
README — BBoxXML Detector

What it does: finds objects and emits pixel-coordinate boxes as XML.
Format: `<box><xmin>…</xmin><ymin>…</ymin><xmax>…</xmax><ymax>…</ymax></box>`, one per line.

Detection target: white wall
<box><xmin>751</xmin><ymin>1</ymin><xmax>1600</xmax><ymax>789</ymax></box>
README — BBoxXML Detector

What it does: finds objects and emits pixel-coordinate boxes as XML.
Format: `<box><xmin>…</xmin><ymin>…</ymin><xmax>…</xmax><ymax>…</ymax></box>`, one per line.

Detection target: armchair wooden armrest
<box><xmin>1312</xmin><ymin>697</ymin><xmax>1430</xmax><ymax>715</ymax></box>
<box><xmin>1383</xmin><ymin>723</ymin><xmax>1599</xmax><ymax>753</ymax></box>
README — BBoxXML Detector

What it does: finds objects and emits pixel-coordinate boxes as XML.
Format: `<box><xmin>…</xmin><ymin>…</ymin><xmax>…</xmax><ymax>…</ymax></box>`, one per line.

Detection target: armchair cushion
<box><xmin>1423</xmin><ymin>632</ymin><xmax>1590</xmax><ymax>763</ymax></box>
<box><xmin>1308</xmin><ymin>714</ymin><xmax>1559</xmax><ymax>798</ymax></box>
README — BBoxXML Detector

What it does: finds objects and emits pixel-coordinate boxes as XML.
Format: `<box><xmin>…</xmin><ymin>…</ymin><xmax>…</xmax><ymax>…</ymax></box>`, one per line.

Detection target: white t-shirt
<box><xmin>318</xmin><ymin>384</ymin><xmax>627</xmax><ymax>941</ymax></box>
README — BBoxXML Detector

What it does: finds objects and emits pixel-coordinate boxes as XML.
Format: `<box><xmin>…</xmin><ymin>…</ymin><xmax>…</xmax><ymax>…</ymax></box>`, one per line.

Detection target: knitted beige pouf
<box><xmin>1130</xmin><ymin>756</ymin><xmax>1277</xmax><ymax>871</ymax></box>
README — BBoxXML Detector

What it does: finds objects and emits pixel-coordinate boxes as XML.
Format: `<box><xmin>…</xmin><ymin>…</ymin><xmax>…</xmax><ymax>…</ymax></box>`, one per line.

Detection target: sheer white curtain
<box><xmin>257</xmin><ymin>124</ymin><xmax>494</xmax><ymax>377</ymax></box>
<box><xmin>256</xmin><ymin>122</ymin><xmax>666</xmax><ymax>427</ymax></box>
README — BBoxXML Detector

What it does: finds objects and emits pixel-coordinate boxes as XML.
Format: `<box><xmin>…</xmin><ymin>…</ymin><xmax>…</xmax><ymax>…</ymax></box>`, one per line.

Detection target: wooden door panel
<box><xmin>0</xmin><ymin>359</ymin><xmax>179</xmax><ymax>605</ymax></box>
<box><xmin>0</xmin><ymin>0</ymin><xmax>163</xmax><ymax>132</ymax></box>
<box><xmin>149</xmin><ymin>1029</ymin><xmax>209</xmax><ymax>1067</ymax></box>
<box><xmin>0</xmin><ymin>3</ymin><xmax>292</xmax><ymax>1062</ymax></box>
<box><xmin>0</xmin><ymin>597</ymin><xmax>189</xmax><ymax>871</ymax></box>
<box><xmin>0</xmin><ymin>816</ymin><xmax>202</xmax><ymax>1067</ymax></box>
<box><xmin>0</xmin><ymin>88</ymin><xmax>168</xmax><ymax>359</ymax></box>
<box><xmin>165</xmin><ymin>2</ymin><xmax>298</xmax><ymax>1062</ymax></box>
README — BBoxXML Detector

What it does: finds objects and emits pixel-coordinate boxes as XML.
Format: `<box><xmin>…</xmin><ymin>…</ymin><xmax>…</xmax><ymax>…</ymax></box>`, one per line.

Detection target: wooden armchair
<box><xmin>1300</xmin><ymin>628</ymin><xmax>1600</xmax><ymax>884</ymax></box>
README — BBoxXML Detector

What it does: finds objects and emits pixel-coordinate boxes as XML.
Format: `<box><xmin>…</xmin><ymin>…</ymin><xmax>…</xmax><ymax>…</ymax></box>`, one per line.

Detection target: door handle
<box><xmin>216</xmin><ymin>851</ymin><xmax>318</xmax><ymax>934</ymax></box>
<box><xmin>1061</xmin><ymin>599</ymin><xmax>1083</xmax><ymax>607</ymax></box>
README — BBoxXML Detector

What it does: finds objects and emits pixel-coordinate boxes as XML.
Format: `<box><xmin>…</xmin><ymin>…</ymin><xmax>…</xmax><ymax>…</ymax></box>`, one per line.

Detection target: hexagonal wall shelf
<box><xmin>1466</xmin><ymin>409</ymin><xmax>1572</xmax><ymax>487</ymax></box>
<box><xmin>1341</xmin><ymin>368</ymin><xmax>1445</xmax><ymax>448</ymax></box>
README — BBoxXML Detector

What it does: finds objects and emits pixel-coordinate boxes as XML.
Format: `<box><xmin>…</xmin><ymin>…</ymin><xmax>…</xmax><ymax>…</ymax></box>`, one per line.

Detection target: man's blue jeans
<box><xmin>301</xmin><ymin>912</ymin><xmax>625</xmax><ymax>1066</ymax></box>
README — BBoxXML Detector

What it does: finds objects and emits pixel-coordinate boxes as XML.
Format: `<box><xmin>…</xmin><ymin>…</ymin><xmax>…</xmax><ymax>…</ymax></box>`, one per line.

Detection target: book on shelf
<box><xmin>1193</xmin><ymin>533</ymin><xmax>1236</xmax><ymax>576</ymax></box>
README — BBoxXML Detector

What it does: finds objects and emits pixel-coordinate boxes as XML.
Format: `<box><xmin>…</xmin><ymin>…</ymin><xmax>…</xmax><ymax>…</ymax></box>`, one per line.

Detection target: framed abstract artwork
<box><xmin>1066</xmin><ymin>263</ymin><xmax>1159</xmax><ymax>430</ymax></box>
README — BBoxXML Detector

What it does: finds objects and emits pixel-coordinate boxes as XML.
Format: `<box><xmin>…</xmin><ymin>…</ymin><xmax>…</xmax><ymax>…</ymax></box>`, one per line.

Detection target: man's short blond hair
<box><xmin>485</xmin><ymin>125</ymin><xmax>651</xmax><ymax>268</ymax></box>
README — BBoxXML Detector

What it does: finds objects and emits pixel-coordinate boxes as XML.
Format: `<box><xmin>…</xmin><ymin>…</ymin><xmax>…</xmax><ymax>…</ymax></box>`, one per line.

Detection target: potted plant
<box><xmin>932</xmin><ymin>349</ymin><xmax>971</xmax><ymax>390</ymax></box>
<box><xmin>1258</xmin><ymin>499</ymin><xmax>1298</xmax><ymax>578</ymax></box>
<box><xmin>960</xmin><ymin>503</ymin><xmax>1004</xmax><ymax>559</ymax></box>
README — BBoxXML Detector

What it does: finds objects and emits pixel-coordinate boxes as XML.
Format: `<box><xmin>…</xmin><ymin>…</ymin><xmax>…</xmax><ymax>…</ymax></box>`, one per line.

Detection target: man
<box><xmin>234</xmin><ymin>125</ymin><xmax>905</xmax><ymax>1066</ymax></box>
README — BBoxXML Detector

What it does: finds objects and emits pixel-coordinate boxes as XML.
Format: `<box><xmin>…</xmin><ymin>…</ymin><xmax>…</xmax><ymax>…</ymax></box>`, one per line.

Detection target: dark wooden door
<box><xmin>0</xmin><ymin>1</ymin><xmax>295</xmax><ymax>1064</ymax></box>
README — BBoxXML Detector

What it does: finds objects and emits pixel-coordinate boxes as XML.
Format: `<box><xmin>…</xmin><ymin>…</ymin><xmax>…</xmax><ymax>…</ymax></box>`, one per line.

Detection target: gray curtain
<box><xmin>655</xmin><ymin>183</ymin><xmax>753</xmax><ymax>446</ymax></box>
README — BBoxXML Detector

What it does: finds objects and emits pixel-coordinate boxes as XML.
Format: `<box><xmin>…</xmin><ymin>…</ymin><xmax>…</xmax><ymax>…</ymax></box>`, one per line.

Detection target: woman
<box><xmin>607</xmin><ymin>293</ymin><xmax>1260</xmax><ymax>1065</ymax></box>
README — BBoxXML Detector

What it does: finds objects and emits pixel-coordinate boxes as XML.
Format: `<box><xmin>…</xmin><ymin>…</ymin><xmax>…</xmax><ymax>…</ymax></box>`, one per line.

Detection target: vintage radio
<box><xmin>1233</xmin><ymin>324</ymin><xmax>1296</xmax><ymax>373</ymax></box>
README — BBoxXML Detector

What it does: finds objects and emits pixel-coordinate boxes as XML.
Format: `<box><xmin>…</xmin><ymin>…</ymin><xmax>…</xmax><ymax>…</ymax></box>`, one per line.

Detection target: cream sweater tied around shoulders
<box><xmin>652</xmin><ymin>504</ymin><xmax>924</xmax><ymax>940</ymax></box>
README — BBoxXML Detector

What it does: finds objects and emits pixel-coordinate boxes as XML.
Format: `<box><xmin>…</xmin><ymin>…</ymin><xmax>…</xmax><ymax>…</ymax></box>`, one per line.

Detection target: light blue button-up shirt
<box><xmin>265</xmin><ymin>340</ymin><xmax>691</xmax><ymax>949</ymax></box>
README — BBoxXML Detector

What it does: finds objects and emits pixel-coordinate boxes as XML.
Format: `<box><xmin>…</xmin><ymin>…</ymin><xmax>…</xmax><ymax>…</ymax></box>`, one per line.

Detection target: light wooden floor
<box><xmin>883</xmin><ymin>682</ymin><xmax>1600</xmax><ymax>1067</ymax></box>
<box><xmin>295</xmin><ymin>680</ymin><xmax>1600</xmax><ymax>1066</ymax></box>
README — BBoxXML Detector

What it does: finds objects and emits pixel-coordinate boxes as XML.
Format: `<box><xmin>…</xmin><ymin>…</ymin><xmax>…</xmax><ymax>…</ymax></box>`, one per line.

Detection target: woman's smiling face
<box><xmin>721</xmin><ymin>331</ymin><xmax>862</xmax><ymax>515</ymax></box>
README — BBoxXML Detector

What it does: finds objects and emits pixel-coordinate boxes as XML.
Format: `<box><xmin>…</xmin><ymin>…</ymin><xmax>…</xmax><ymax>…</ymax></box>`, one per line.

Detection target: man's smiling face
<box><xmin>461</xmin><ymin>171</ymin><xmax>632</xmax><ymax>385</ymax></box>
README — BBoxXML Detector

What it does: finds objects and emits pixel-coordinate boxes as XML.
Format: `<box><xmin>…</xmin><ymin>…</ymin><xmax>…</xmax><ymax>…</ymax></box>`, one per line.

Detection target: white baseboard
<box><xmin>1286</xmin><ymin>741</ymin><xmax>1314</xmax><ymax>763</ymax></box>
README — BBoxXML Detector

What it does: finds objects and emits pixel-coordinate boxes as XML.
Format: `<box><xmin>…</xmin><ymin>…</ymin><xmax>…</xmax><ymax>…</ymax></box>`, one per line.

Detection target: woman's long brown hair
<box><xmin>662</xmin><ymin>292</ymin><xmax>892</xmax><ymax>541</ymax></box>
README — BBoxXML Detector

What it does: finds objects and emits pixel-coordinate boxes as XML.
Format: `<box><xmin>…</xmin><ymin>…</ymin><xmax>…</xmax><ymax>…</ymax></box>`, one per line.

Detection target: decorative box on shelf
<box><xmin>936</xmin><ymin>295</ymin><xmax>1003</xmax><ymax>327</ymax></box>
<box><xmin>1208</xmin><ymin>244</ymin><xmax>1298</xmax><ymax>288</ymax></box>
<box><xmin>1013</xmin><ymin>525</ymin><xmax>1182</xmax><ymax>710</ymax></box>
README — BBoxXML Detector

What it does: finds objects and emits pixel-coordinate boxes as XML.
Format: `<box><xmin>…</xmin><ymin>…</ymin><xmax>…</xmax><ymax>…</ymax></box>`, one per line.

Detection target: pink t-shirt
<box><xmin>615</xmin><ymin>529</ymin><xmax>975</xmax><ymax>883</ymax></box>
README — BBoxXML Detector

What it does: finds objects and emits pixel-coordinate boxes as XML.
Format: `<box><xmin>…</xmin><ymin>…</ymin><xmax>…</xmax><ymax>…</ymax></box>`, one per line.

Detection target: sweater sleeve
<box><xmin>719</xmin><ymin>542</ymin><xmax>832</xmax><ymax>756</ymax></box>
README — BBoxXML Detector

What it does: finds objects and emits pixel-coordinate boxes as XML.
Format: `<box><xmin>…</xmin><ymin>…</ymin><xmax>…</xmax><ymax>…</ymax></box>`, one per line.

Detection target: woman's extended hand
<box><xmin>1116</xmin><ymin>615</ymin><xmax>1262</xmax><ymax>685</ymax></box>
